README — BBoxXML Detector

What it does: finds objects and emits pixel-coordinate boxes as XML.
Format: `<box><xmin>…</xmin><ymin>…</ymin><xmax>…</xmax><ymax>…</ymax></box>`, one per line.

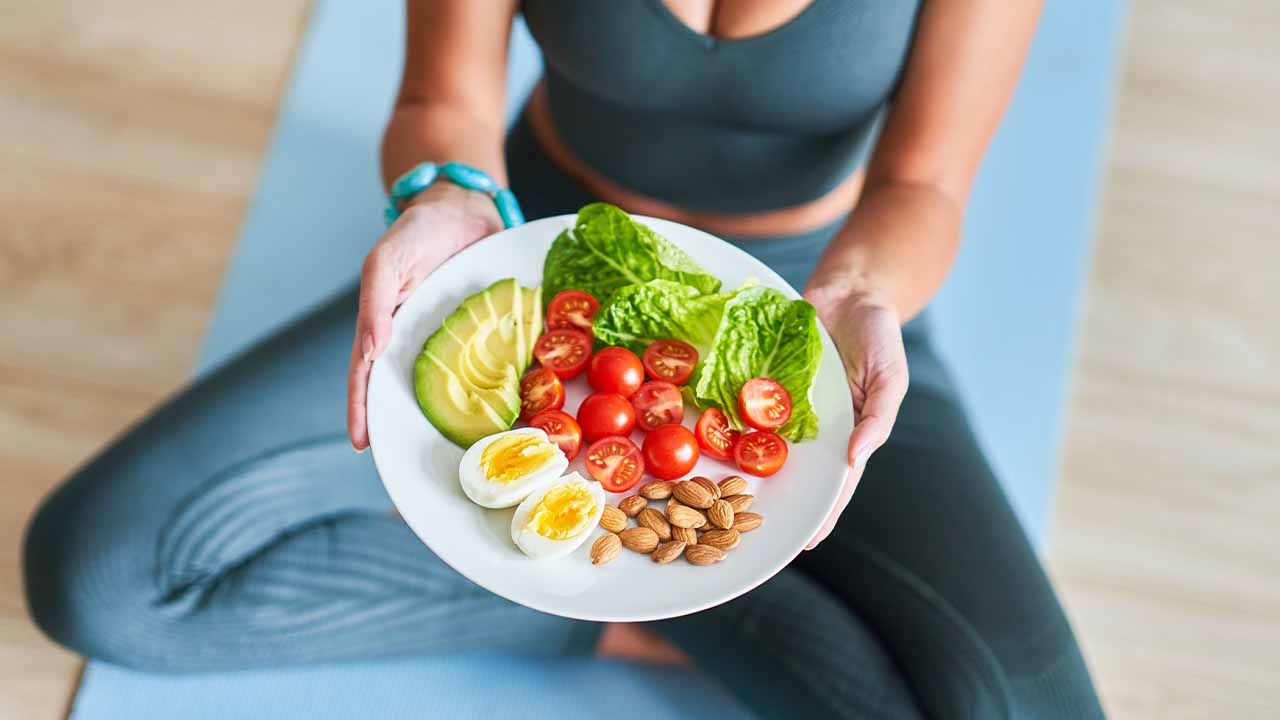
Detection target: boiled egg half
<box><xmin>511</xmin><ymin>472</ymin><xmax>605</xmax><ymax>559</ymax></box>
<box><xmin>459</xmin><ymin>428</ymin><xmax>568</xmax><ymax>508</ymax></box>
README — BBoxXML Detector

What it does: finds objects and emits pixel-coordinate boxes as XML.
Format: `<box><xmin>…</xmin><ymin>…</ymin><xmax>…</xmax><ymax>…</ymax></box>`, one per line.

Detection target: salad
<box><xmin>412</xmin><ymin>203</ymin><xmax>823</xmax><ymax>560</ymax></box>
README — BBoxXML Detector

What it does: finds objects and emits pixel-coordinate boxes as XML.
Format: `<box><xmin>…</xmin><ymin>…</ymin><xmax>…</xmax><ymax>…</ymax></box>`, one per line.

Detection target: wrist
<box><xmin>804</xmin><ymin>280</ymin><xmax>898</xmax><ymax>317</ymax></box>
<box><xmin>401</xmin><ymin>183</ymin><xmax>502</xmax><ymax>234</ymax></box>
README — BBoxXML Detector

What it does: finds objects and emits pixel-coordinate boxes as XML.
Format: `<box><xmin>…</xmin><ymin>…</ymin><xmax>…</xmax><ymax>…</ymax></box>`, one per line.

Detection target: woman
<box><xmin>25</xmin><ymin>2</ymin><xmax>1104</xmax><ymax>717</ymax></box>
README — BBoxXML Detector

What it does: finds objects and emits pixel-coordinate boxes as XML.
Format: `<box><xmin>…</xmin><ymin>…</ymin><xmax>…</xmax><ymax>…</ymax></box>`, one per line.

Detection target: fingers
<box><xmin>347</xmin><ymin>245</ymin><xmax>400</xmax><ymax>451</ymax></box>
<box><xmin>805</xmin><ymin>462</ymin><xmax>861</xmax><ymax>550</ymax></box>
<box><xmin>347</xmin><ymin>333</ymin><xmax>371</xmax><ymax>451</ymax></box>
<box><xmin>845</xmin><ymin>368</ymin><xmax>908</xmax><ymax>466</ymax></box>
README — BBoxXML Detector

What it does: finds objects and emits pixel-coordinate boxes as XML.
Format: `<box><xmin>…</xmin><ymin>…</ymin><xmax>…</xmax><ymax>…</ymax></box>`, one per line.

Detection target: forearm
<box><xmin>804</xmin><ymin>179</ymin><xmax>962</xmax><ymax>321</ymax></box>
<box><xmin>380</xmin><ymin>101</ymin><xmax>507</xmax><ymax>189</ymax></box>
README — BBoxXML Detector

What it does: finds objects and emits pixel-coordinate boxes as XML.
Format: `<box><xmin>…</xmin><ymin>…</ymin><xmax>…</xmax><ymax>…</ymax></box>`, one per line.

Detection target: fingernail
<box><xmin>362</xmin><ymin>333</ymin><xmax>374</xmax><ymax>363</ymax></box>
<box><xmin>853</xmin><ymin>447</ymin><xmax>873</xmax><ymax>469</ymax></box>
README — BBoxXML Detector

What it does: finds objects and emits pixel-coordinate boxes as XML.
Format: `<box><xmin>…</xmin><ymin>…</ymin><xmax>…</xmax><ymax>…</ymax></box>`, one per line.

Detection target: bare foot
<box><xmin>596</xmin><ymin>623</ymin><xmax>691</xmax><ymax>667</ymax></box>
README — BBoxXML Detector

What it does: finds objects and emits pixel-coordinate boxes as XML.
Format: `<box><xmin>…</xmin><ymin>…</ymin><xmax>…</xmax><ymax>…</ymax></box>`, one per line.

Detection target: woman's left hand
<box><xmin>802</xmin><ymin>287</ymin><xmax>909</xmax><ymax>549</ymax></box>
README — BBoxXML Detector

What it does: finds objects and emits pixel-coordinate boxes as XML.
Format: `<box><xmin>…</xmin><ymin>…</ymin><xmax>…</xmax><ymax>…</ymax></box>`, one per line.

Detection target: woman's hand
<box><xmin>347</xmin><ymin>183</ymin><xmax>503</xmax><ymax>451</ymax></box>
<box><xmin>802</xmin><ymin>287</ymin><xmax>909</xmax><ymax>549</ymax></box>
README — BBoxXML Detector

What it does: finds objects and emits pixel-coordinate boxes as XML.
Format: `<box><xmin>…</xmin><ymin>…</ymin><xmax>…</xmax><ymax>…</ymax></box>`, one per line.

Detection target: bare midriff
<box><xmin>526</xmin><ymin>82</ymin><xmax>863</xmax><ymax>239</ymax></box>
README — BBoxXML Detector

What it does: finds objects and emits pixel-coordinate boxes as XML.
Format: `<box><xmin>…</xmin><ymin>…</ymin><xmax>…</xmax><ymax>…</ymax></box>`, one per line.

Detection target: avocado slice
<box><xmin>414</xmin><ymin>278</ymin><xmax>539</xmax><ymax>448</ymax></box>
<box><xmin>414</xmin><ymin>351</ymin><xmax>517</xmax><ymax>447</ymax></box>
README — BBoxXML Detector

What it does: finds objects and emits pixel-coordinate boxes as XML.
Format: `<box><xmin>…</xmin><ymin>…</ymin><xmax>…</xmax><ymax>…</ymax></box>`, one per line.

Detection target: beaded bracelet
<box><xmin>384</xmin><ymin>161</ymin><xmax>526</xmax><ymax>229</ymax></box>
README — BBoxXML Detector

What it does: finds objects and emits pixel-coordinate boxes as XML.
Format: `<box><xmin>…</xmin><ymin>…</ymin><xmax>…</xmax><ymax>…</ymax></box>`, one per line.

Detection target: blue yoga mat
<box><xmin>71</xmin><ymin>0</ymin><xmax>1126</xmax><ymax>716</ymax></box>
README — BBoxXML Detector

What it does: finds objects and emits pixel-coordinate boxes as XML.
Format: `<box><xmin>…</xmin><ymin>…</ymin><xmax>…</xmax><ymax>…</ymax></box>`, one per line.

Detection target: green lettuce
<box><xmin>592</xmin><ymin>279</ymin><xmax>750</xmax><ymax>357</ymax></box>
<box><xmin>693</xmin><ymin>287</ymin><xmax>823</xmax><ymax>442</ymax></box>
<box><xmin>542</xmin><ymin>203</ymin><xmax>721</xmax><ymax>306</ymax></box>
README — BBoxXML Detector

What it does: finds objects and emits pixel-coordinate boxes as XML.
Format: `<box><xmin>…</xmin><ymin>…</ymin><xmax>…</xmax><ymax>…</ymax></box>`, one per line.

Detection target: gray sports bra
<box><xmin>521</xmin><ymin>0</ymin><xmax>921</xmax><ymax>214</ymax></box>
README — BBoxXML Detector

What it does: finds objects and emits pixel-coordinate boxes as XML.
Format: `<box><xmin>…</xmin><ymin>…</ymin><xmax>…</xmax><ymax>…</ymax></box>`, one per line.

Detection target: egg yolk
<box><xmin>481</xmin><ymin>434</ymin><xmax>556</xmax><ymax>483</ymax></box>
<box><xmin>526</xmin><ymin>484</ymin><xmax>597</xmax><ymax>541</ymax></box>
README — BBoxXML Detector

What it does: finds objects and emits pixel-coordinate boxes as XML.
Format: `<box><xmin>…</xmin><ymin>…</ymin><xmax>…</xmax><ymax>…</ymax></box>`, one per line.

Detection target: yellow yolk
<box><xmin>481</xmin><ymin>434</ymin><xmax>556</xmax><ymax>483</ymax></box>
<box><xmin>525</xmin><ymin>484</ymin><xmax>597</xmax><ymax>540</ymax></box>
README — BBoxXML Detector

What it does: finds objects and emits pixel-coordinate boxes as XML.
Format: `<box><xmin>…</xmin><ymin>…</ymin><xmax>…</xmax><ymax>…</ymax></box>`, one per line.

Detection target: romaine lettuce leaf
<box><xmin>592</xmin><ymin>280</ymin><xmax>750</xmax><ymax>357</ymax></box>
<box><xmin>542</xmin><ymin>203</ymin><xmax>721</xmax><ymax>306</ymax></box>
<box><xmin>693</xmin><ymin>287</ymin><xmax>822</xmax><ymax>442</ymax></box>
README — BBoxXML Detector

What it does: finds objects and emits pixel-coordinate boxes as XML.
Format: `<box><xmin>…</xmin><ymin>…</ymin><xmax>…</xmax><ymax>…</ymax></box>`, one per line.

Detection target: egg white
<box><xmin>458</xmin><ymin>428</ymin><xmax>568</xmax><ymax>509</ymax></box>
<box><xmin>510</xmin><ymin>472</ymin><xmax>605</xmax><ymax>560</ymax></box>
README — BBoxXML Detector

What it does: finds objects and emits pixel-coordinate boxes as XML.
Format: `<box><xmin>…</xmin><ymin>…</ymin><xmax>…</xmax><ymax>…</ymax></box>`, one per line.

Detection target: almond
<box><xmin>591</xmin><ymin>533</ymin><xmax>621</xmax><ymax>565</ymax></box>
<box><xmin>691</xmin><ymin>476</ymin><xmax>721</xmax><ymax>500</ymax></box>
<box><xmin>726</xmin><ymin>494</ymin><xmax>754</xmax><ymax>513</ymax></box>
<box><xmin>672</xmin><ymin>525</ymin><xmax>698</xmax><ymax>545</ymax></box>
<box><xmin>619</xmin><ymin>495</ymin><xmax>647</xmax><ymax>517</ymax></box>
<box><xmin>599</xmin><ymin>505</ymin><xmax>627</xmax><ymax>534</ymax></box>
<box><xmin>666</xmin><ymin>503</ymin><xmax>707</xmax><ymax>529</ymax></box>
<box><xmin>699</xmin><ymin>528</ymin><xmax>741</xmax><ymax>551</ymax></box>
<box><xmin>733</xmin><ymin>512</ymin><xmax>763</xmax><ymax>533</ymax></box>
<box><xmin>685</xmin><ymin>544</ymin><xmax>725</xmax><ymax>566</ymax></box>
<box><xmin>619</xmin><ymin>527</ymin><xmax>660</xmax><ymax>553</ymax></box>
<box><xmin>718</xmin><ymin>475</ymin><xmax>748</xmax><ymax>497</ymax></box>
<box><xmin>673</xmin><ymin>480</ymin><xmax>714</xmax><ymax>509</ymax></box>
<box><xmin>636</xmin><ymin>508</ymin><xmax>673</xmax><ymax>542</ymax></box>
<box><xmin>651</xmin><ymin>540</ymin><xmax>686</xmax><ymax>564</ymax></box>
<box><xmin>639</xmin><ymin>481</ymin><xmax>674</xmax><ymax>500</ymax></box>
<box><xmin>707</xmin><ymin>499</ymin><xmax>734</xmax><ymax>530</ymax></box>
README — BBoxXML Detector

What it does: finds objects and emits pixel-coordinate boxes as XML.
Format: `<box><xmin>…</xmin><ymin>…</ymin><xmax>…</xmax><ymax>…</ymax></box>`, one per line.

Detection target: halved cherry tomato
<box><xmin>533</xmin><ymin>328</ymin><xmax>592</xmax><ymax>379</ymax></box>
<box><xmin>642</xmin><ymin>339</ymin><xmax>698</xmax><ymax>385</ymax></box>
<box><xmin>546</xmin><ymin>290</ymin><xmax>600</xmax><ymax>333</ymax></box>
<box><xmin>695</xmin><ymin>407</ymin><xmax>741</xmax><ymax>461</ymax></box>
<box><xmin>733</xmin><ymin>431</ymin><xmax>788</xmax><ymax>477</ymax></box>
<box><xmin>642</xmin><ymin>424</ymin><xmax>699</xmax><ymax>480</ymax></box>
<box><xmin>518</xmin><ymin>367</ymin><xmax>564</xmax><ymax>421</ymax></box>
<box><xmin>631</xmin><ymin>380</ymin><xmax>684</xmax><ymax>432</ymax></box>
<box><xmin>738</xmin><ymin>377</ymin><xmax>793</xmax><ymax>431</ymax></box>
<box><xmin>528</xmin><ymin>409</ymin><xmax>582</xmax><ymax>461</ymax></box>
<box><xmin>587</xmin><ymin>346</ymin><xmax>644</xmax><ymax>397</ymax></box>
<box><xmin>576</xmin><ymin>392</ymin><xmax>636</xmax><ymax>443</ymax></box>
<box><xmin>584</xmin><ymin>436</ymin><xmax>644</xmax><ymax>492</ymax></box>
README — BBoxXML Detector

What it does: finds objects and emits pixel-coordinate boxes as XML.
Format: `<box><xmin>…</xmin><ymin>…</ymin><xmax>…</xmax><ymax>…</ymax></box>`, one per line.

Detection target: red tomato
<box><xmin>642</xmin><ymin>339</ymin><xmax>698</xmax><ymax>385</ymax></box>
<box><xmin>733</xmin><ymin>431</ymin><xmax>788</xmax><ymax>477</ymax></box>
<box><xmin>518</xmin><ymin>368</ymin><xmax>564</xmax><ymax>421</ymax></box>
<box><xmin>576</xmin><ymin>392</ymin><xmax>636</xmax><ymax>443</ymax></box>
<box><xmin>642</xmin><ymin>424</ymin><xmax>699</xmax><ymax>480</ymax></box>
<box><xmin>533</xmin><ymin>328</ymin><xmax>592</xmax><ymax>379</ymax></box>
<box><xmin>528</xmin><ymin>409</ymin><xmax>583</xmax><ymax>461</ymax></box>
<box><xmin>694</xmin><ymin>407</ymin><xmax>742</xmax><ymax>461</ymax></box>
<box><xmin>587</xmin><ymin>346</ymin><xmax>644</xmax><ymax>397</ymax></box>
<box><xmin>583</xmin><ymin>436</ymin><xmax>645</xmax><ymax>492</ymax></box>
<box><xmin>631</xmin><ymin>381</ymin><xmax>684</xmax><ymax>432</ymax></box>
<box><xmin>738</xmin><ymin>377</ymin><xmax>793</xmax><ymax>431</ymax></box>
<box><xmin>546</xmin><ymin>290</ymin><xmax>600</xmax><ymax>333</ymax></box>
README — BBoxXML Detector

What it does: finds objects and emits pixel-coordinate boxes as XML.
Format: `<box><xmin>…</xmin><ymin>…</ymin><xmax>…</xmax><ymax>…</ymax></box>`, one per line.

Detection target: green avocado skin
<box><xmin>414</xmin><ymin>280</ymin><xmax>542</xmax><ymax>448</ymax></box>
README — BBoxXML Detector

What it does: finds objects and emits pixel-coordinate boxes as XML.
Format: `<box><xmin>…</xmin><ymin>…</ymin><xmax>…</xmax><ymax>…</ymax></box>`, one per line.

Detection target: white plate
<box><xmin>367</xmin><ymin>215</ymin><xmax>853</xmax><ymax>622</ymax></box>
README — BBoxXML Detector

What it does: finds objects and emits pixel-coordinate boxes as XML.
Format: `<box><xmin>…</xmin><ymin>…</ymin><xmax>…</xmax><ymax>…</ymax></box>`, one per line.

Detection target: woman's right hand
<box><xmin>347</xmin><ymin>183</ymin><xmax>503</xmax><ymax>451</ymax></box>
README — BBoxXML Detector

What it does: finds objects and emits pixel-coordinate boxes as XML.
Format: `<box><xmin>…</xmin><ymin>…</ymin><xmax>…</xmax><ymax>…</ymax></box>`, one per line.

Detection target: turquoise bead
<box><xmin>390</xmin><ymin>162</ymin><xmax>438</xmax><ymax>202</ymax></box>
<box><xmin>441</xmin><ymin>162</ymin><xmax>497</xmax><ymax>194</ymax></box>
<box><xmin>494</xmin><ymin>189</ymin><xmax>526</xmax><ymax>228</ymax></box>
<box><xmin>383</xmin><ymin>203</ymin><xmax>400</xmax><ymax>227</ymax></box>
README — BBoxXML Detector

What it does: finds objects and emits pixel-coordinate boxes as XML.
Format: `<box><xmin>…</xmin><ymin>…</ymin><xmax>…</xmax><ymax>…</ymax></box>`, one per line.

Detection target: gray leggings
<box><xmin>22</xmin><ymin>115</ymin><xmax>1104</xmax><ymax>719</ymax></box>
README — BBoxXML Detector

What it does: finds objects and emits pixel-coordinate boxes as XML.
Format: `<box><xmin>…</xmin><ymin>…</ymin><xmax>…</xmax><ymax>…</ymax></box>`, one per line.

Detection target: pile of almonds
<box><xmin>590</xmin><ymin>475</ymin><xmax>763</xmax><ymax>567</ymax></box>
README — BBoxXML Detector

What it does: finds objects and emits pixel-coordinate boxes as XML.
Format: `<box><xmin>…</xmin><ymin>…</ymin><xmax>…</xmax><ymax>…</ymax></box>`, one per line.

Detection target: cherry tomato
<box><xmin>528</xmin><ymin>409</ymin><xmax>583</xmax><ymax>461</ymax></box>
<box><xmin>738</xmin><ymin>377</ymin><xmax>793</xmax><ymax>431</ymax></box>
<box><xmin>642</xmin><ymin>339</ymin><xmax>698</xmax><ymax>385</ymax></box>
<box><xmin>533</xmin><ymin>328</ymin><xmax>592</xmax><ymax>379</ymax></box>
<box><xmin>583</xmin><ymin>436</ymin><xmax>645</xmax><ymax>492</ymax></box>
<box><xmin>576</xmin><ymin>392</ymin><xmax>636</xmax><ymax>443</ymax></box>
<box><xmin>587</xmin><ymin>346</ymin><xmax>644</xmax><ymax>397</ymax></box>
<box><xmin>546</xmin><ymin>290</ymin><xmax>600</xmax><ymax>333</ymax></box>
<box><xmin>733</xmin><ymin>431</ymin><xmax>788</xmax><ymax>477</ymax></box>
<box><xmin>642</xmin><ymin>424</ymin><xmax>699</xmax><ymax>480</ymax></box>
<box><xmin>631</xmin><ymin>381</ymin><xmax>684</xmax><ymax>432</ymax></box>
<box><xmin>695</xmin><ymin>407</ymin><xmax>742</xmax><ymax>461</ymax></box>
<box><xmin>518</xmin><ymin>367</ymin><xmax>564</xmax><ymax>421</ymax></box>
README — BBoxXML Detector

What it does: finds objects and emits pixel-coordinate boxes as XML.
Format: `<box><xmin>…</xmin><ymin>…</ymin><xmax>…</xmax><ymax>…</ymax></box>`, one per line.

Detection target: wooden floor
<box><xmin>0</xmin><ymin>1</ymin><xmax>1275</xmax><ymax>718</ymax></box>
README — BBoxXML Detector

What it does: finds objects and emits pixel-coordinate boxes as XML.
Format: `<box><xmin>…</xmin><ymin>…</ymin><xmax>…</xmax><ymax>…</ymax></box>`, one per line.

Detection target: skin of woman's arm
<box><xmin>348</xmin><ymin>1</ymin><xmax>518</xmax><ymax>450</ymax></box>
<box><xmin>803</xmin><ymin>0</ymin><xmax>1043</xmax><ymax>547</ymax></box>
